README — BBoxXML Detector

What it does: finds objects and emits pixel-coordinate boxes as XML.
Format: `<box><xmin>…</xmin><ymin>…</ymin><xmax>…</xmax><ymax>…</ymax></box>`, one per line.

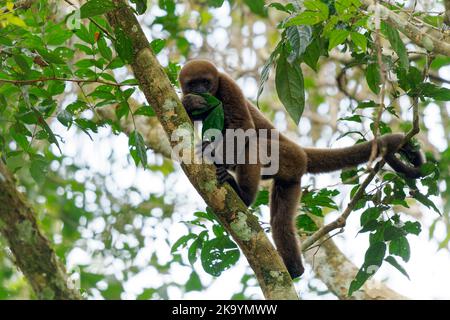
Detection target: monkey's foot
<box><xmin>285</xmin><ymin>258</ymin><xmax>305</xmax><ymax>279</ymax></box>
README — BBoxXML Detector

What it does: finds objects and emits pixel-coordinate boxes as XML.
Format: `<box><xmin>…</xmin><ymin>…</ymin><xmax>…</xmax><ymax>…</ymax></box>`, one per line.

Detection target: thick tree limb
<box><xmin>362</xmin><ymin>0</ymin><xmax>450</xmax><ymax>56</ymax></box>
<box><xmin>105</xmin><ymin>1</ymin><xmax>298</xmax><ymax>300</ymax></box>
<box><xmin>0</xmin><ymin>162</ymin><xmax>81</xmax><ymax>300</ymax></box>
<box><xmin>303</xmin><ymin>237</ymin><xmax>408</xmax><ymax>300</ymax></box>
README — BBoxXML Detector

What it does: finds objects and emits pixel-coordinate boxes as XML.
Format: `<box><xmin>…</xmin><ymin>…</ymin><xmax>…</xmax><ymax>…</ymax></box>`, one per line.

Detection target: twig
<box><xmin>0</xmin><ymin>77</ymin><xmax>129</xmax><ymax>87</ymax></box>
<box><xmin>301</xmin><ymin>161</ymin><xmax>384</xmax><ymax>251</ymax></box>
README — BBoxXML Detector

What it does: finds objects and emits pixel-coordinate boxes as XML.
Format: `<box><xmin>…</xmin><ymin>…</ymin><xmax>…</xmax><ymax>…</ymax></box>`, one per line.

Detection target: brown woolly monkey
<box><xmin>179</xmin><ymin>59</ymin><xmax>424</xmax><ymax>279</ymax></box>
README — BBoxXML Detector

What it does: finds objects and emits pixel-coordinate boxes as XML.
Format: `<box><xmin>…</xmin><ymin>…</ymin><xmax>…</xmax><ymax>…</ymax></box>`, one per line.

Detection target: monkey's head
<box><xmin>179</xmin><ymin>59</ymin><xmax>220</xmax><ymax>96</ymax></box>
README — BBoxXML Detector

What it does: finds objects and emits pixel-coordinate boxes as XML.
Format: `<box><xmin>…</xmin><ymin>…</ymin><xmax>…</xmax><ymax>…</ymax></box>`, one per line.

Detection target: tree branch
<box><xmin>0</xmin><ymin>162</ymin><xmax>82</xmax><ymax>300</ymax></box>
<box><xmin>362</xmin><ymin>0</ymin><xmax>450</xmax><ymax>56</ymax></box>
<box><xmin>303</xmin><ymin>236</ymin><xmax>408</xmax><ymax>300</ymax></box>
<box><xmin>104</xmin><ymin>1</ymin><xmax>298</xmax><ymax>300</ymax></box>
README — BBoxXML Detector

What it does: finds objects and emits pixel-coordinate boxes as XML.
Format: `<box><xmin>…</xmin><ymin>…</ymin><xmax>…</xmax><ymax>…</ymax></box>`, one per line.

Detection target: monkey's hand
<box><xmin>182</xmin><ymin>94</ymin><xmax>208</xmax><ymax>113</ymax></box>
<box><xmin>216</xmin><ymin>166</ymin><xmax>250</xmax><ymax>205</ymax></box>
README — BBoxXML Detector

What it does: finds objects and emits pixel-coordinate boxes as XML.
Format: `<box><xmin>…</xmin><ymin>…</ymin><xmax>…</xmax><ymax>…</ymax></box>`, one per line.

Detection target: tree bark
<box><xmin>362</xmin><ymin>0</ymin><xmax>450</xmax><ymax>56</ymax></box>
<box><xmin>303</xmin><ymin>238</ymin><xmax>408</xmax><ymax>300</ymax></box>
<box><xmin>105</xmin><ymin>1</ymin><xmax>299</xmax><ymax>300</ymax></box>
<box><xmin>0</xmin><ymin>162</ymin><xmax>81</xmax><ymax>300</ymax></box>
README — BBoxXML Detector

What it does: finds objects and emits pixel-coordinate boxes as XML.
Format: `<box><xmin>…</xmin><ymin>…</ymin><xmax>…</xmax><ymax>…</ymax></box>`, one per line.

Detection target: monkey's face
<box><xmin>179</xmin><ymin>59</ymin><xmax>219</xmax><ymax>96</ymax></box>
<box><xmin>184</xmin><ymin>77</ymin><xmax>214</xmax><ymax>94</ymax></box>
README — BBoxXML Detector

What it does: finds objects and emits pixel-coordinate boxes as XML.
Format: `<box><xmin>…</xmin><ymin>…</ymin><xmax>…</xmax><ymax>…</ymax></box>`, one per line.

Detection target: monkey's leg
<box><xmin>235</xmin><ymin>163</ymin><xmax>261</xmax><ymax>206</ymax></box>
<box><xmin>270</xmin><ymin>179</ymin><xmax>304</xmax><ymax>279</ymax></box>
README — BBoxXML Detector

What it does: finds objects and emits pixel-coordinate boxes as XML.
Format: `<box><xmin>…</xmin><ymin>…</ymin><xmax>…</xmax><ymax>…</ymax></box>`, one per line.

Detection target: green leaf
<box><xmin>364</xmin><ymin>241</ymin><xmax>386</xmax><ymax>267</ymax></box>
<box><xmin>134</xmin><ymin>105</ymin><xmax>155</xmax><ymax>117</ymax></box>
<box><xmin>296</xmin><ymin>214</ymin><xmax>318</xmax><ymax>232</ymax></box>
<box><xmin>243</xmin><ymin>0</ymin><xmax>267</xmax><ymax>17</ymax></box>
<box><xmin>286</xmin><ymin>0</ymin><xmax>329</xmax><ymax>26</ymax></box>
<box><xmin>89</xmin><ymin>90</ymin><xmax>116</xmax><ymax>101</ymax></box>
<box><xmin>286</xmin><ymin>25</ymin><xmax>313</xmax><ymax>64</ymax></box>
<box><xmin>30</xmin><ymin>155</ymin><xmax>48</xmax><ymax>184</ymax></box>
<box><xmin>252</xmin><ymin>189</ymin><xmax>269</xmax><ymax>208</ymax></box>
<box><xmin>188</xmin><ymin>231</ymin><xmax>207</xmax><ymax>265</ymax></box>
<box><xmin>287</xmin><ymin>12</ymin><xmax>324</xmax><ymax>26</ymax></box>
<box><xmin>48</xmin><ymin>80</ymin><xmax>66</xmax><ymax>96</ymax></box>
<box><xmin>80</xmin><ymin>0</ymin><xmax>116</xmax><ymax>19</ymax></box>
<box><xmin>341</xmin><ymin>168</ymin><xmax>359</xmax><ymax>184</ymax></box>
<box><xmin>383</xmin><ymin>225</ymin><xmax>405</xmax><ymax>241</ymax></box>
<box><xmin>275</xmin><ymin>48</ymin><xmax>305</xmax><ymax>124</ymax></box>
<box><xmin>267</xmin><ymin>2</ymin><xmax>294</xmax><ymax>13</ymax></box>
<box><xmin>201</xmin><ymin>236</ymin><xmax>240</xmax><ymax>277</ymax></box>
<box><xmin>185</xmin><ymin>271</ymin><xmax>202</xmax><ymax>292</ymax></box>
<box><xmin>44</xmin><ymin>24</ymin><xmax>73</xmax><ymax>46</ymax></box>
<box><xmin>150</xmin><ymin>39</ymin><xmax>166</xmax><ymax>54</ymax></box>
<box><xmin>202</xmin><ymin>103</ymin><xmax>225</xmax><ymax>137</ymax></box>
<box><xmin>129</xmin><ymin>130</ymin><xmax>147</xmax><ymax>167</ymax></box>
<box><xmin>385</xmin><ymin>256</ymin><xmax>410</xmax><ymax>279</ymax></box>
<box><xmin>36</xmin><ymin>48</ymin><xmax>65</xmax><ymax>65</ymax></box>
<box><xmin>14</xmin><ymin>54</ymin><xmax>30</xmax><ymax>74</ymax></box>
<box><xmin>188</xmin><ymin>238</ymin><xmax>202</xmax><ymax>265</ymax></box>
<box><xmin>412</xmin><ymin>190</ymin><xmax>441</xmax><ymax>215</ymax></box>
<box><xmin>257</xmin><ymin>41</ymin><xmax>282</xmax><ymax>106</ymax></box>
<box><xmin>366</xmin><ymin>63</ymin><xmax>381</xmax><ymax>94</ymax></box>
<box><xmin>389</xmin><ymin>236</ymin><xmax>410</xmax><ymax>262</ymax></box>
<box><xmin>360</xmin><ymin>207</ymin><xmax>382</xmax><ymax>226</ymax></box>
<box><xmin>137</xmin><ymin>289</ymin><xmax>156</xmax><ymax>300</ymax></box>
<box><xmin>349</xmin><ymin>268</ymin><xmax>371</xmax><ymax>296</ymax></box>
<box><xmin>57</xmin><ymin>110</ymin><xmax>73</xmax><ymax>127</ymax></box>
<box><xmin>350</xmin><ymin>32</ymin><xmax>367</xmax><ymax>52</ymax></box>
<box><xmin>97</xmin><ymin>37</ymin><xmax>113</xmax><ymax>61</ymax></box>
<box><xmin>114</xmin><ymin>27</ymin><xmax>134</xmax><ymax>63</ymax></box>
<box><xmin>403</xmin><ymin>221</ymin><xmax>421</xmax><ymax>235</ymax></box>
<box><xmin>116</xmin><ymin>101</ymin><xmax>130</xmax><ymax>120</ymax></box>
<box><xmin>130</xmin><ymin>0</ymin><xmax>148</xmax><ymax>14</ymax></box>
<box><xmin>208</xmin><ymin>0</ymin><xmax>225</xmax><ymax>7</ymax></box>
<box><xmin>328</xmin><ymin>29</ymin><xmax>349</xmax><ymax>51</ymax></box>
<box><xmin>193</xmin><ymin>94</ymin><xmax>225</xmax><ymax>137</ymax></box>
<box><xmin>303</xmin><ymin>37</ymin><xmax>323</xmax><ymax>71</ymax></box>
<box><xmin>11</xmin><ymin>123</ymin><xmax>30</xmax><ymax>150</ymax></box>
<box><xmin>418</xmin><ymin>83</ymin><xmax>450</xmax><ymax>101</ymax></box>
<box><xmin>171</xmin><ymin>234</ymin><xmax>196</xmax><ymax>253</ymax></box>
<box><xmin>383</xmin><ymin>22</ymin><xmax>409</xmax><ymax>70</ymax></box>
<box><xmin>359</xmin><ymin>220</ymin><xmax>379</xmax><ymax>233</ymax></box>
<box><xmin>31</xmin><ymin>107</ymin><xmax>62</xmax><ymax>153</ymax></box>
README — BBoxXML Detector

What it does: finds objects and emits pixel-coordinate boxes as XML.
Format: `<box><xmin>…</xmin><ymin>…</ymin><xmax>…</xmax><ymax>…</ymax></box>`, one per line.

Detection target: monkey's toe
<box><xmin>216</xmin><ymin>167</ymin><xmax>232</xmax><ymax>184</ymax></box>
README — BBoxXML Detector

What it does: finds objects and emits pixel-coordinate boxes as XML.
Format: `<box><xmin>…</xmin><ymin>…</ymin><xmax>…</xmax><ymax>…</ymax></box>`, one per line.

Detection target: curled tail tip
<box><xmin>385</xmin><ymin>153</ymin><xmax>424</xmax><ymax>179</ymax></box>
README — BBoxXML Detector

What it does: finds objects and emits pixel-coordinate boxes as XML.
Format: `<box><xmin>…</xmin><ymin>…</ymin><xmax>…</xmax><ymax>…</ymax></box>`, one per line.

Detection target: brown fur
<box><xmin>179</xmin><ymin>59</ymin><xmax>424</xmax><ymax>279</ymax></box>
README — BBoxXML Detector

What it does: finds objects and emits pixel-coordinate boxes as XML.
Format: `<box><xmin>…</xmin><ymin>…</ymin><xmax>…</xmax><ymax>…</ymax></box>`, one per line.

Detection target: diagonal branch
<box><xmin>0</xmin><ymin>162</ymin><xmax>82</xmax><ymax>300</ymax></box>
<box><xmin>104</xmin><ymin>0</ymin><xmax>298</xmax><ymax>300</ymax></box>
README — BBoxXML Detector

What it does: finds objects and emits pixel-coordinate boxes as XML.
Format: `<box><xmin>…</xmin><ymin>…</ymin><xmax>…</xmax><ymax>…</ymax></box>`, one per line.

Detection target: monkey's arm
<box><xmin>214</xmin><ymin>133</ymin><xmax>261</xmax><ymax>207</ymax></box>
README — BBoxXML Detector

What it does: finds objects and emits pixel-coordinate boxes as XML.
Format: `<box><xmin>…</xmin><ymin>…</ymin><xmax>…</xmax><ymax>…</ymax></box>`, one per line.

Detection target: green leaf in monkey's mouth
<box><xmin>190</xmin><ymin>93</ymin><xmax>225</xmax><ymax>137</ymax></box>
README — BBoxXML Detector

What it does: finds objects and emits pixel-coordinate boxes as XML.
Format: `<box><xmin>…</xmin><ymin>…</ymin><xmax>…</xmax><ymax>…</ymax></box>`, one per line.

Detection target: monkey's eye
<box><xmin>189</xmin><ymin>79</ymin><xmax>211</xmax><ymax>93</ymax></box>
